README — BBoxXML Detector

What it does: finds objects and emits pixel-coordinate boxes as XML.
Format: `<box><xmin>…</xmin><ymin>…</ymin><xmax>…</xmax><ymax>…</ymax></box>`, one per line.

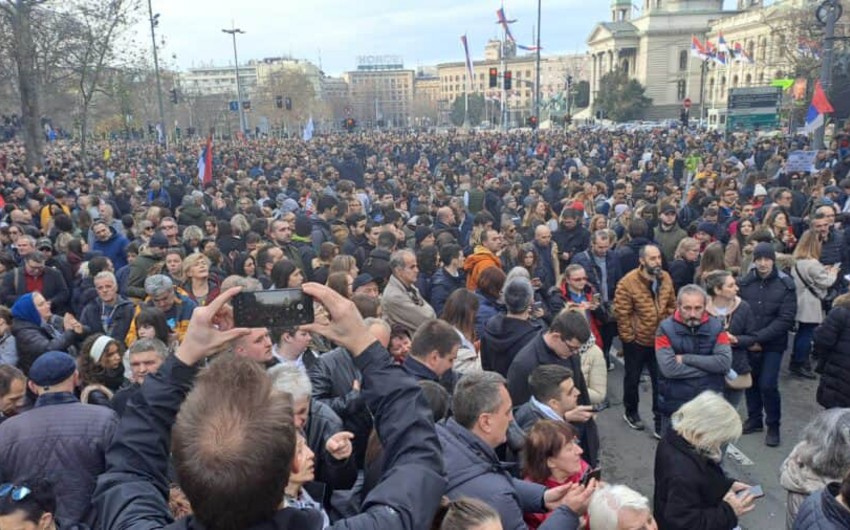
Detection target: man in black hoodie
<box><xmin>480</xmin><ymin>277</ymin><xmax>544</xmax><ymax>377</ymax></box>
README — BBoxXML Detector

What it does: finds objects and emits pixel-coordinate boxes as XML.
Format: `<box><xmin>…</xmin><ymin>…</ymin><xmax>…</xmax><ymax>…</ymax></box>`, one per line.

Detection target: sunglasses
<box><xmin>0</xmin><ymin>483</ymin><xmax>32</xmax><ymax>501</ymax></box>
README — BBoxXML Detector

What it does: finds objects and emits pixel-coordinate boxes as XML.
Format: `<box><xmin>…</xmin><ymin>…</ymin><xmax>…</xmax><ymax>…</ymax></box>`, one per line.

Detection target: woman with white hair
<box><xmin>654</xmin><ymin>391</ymin><xmax>756</xmax><ymax>529</ymax></box>
<box><xmin>589</xmin><ymin>484</ymin><xmax>657</xmax><ymax>530</ymax></box>
<box><xmin>780</xmin><ymin>408</ymin><xmax>850</xmax><ymax>529</ymax></box>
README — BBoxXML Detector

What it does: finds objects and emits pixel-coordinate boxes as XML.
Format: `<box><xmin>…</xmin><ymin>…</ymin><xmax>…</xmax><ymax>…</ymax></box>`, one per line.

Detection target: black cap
<box><xmin>148</xmin><ymin>231</ymin><xmax>169</xmax><ymax>248</ymax></box>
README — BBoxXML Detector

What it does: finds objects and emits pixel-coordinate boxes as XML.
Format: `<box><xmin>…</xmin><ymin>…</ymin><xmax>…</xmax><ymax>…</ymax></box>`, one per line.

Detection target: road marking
<box><xmin>726</xmin><ymin>443</ymin><xmax>754</xmax><ymax>466</ymax></box>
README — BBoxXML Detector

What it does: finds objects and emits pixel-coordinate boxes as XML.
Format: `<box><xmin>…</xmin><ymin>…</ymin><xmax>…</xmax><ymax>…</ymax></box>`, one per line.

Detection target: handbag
<box><xmin>795</xmin><ymin>264</ymin><xmax>838</xmax><ymax>312</ymax></box>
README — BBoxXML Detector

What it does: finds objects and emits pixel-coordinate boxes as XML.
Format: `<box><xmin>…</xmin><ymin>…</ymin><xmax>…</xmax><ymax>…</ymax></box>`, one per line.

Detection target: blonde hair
<box><xmin>674</xmin><ymin>237</ymin><xmax>700</xmax><ymax>260</ymax></box>
<box><xmin>792</xmin><ymin>230</ymin><xmax>822</xmax><ymax>261</ymax></box>
<box><xmin>672</xmin><ymin>391</ymin><xmax>742</xmax><ymax>461</ymax></box>
<box><xmin>183</xmin><ymin>253</ymin><xmax>211</xmax><ymax>278</ymax></box>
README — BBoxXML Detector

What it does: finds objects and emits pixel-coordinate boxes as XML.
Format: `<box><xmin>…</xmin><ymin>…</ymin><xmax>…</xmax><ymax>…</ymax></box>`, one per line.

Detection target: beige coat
<box><xmin>579</xmin><ymin>338</ymin><xmax>607</xmax><ymax>404</ymax></box>
<box><xmin>381</xmin><ymin>274</ymin><xmax>436</xmax><ymax>335</ymax></box>
<box><xmin>791</xmin><ymin>258</ymin><xmax>838</xmax><ymax>324</ymax></box>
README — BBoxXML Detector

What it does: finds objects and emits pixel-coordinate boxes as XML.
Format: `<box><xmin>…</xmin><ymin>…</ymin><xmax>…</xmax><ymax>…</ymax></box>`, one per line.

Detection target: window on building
<box><xmin>745</xmin><ymin>74</ymin><xmax>752</xmax><ymax>86</ymax></box>
<box><xmin>677</xmin><ymin>80</ymin><xmax>686</xmax><ymax>100</ymax></box>
<box><xmin>679</xmin><ymin>50</ymin><xmax>688</xmax><ymax>71</ymax></box>
<box><xmin>758</xmin><ymin>37</ymin><xmax>767</xmax><ymax>62</ymax></box>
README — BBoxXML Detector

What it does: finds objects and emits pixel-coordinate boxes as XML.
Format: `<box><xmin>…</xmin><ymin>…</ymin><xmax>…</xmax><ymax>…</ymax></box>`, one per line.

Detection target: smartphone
<box><xmin>592</xmin><ymin>293</ymin><xmax>601</xmax><ymax>304</ymax></box>
<box><xmin>532</xmin><ymin>301</ymin><xmax>544</xmax><ymax>312</ymax></box>
<box><xmin>579</xmin><ymin>467</ymin><xmax>602</xmax><ymax>487</ymax></box>
<box><xmin>233</xmin><ymin>289</ymin><xmax>315</xmax><ymax>328</ymax></box>
<box><xmin>737</xmin><ymin>485</ymin><xmax>764</xmax><ymax>499</ymax></box>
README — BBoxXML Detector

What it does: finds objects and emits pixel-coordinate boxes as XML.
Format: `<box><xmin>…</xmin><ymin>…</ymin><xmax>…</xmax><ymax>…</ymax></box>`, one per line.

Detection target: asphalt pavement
<box><xmin>595</xmin><ymin>349</ymin><xmax>822</xmax><ymax>530</ymax></box>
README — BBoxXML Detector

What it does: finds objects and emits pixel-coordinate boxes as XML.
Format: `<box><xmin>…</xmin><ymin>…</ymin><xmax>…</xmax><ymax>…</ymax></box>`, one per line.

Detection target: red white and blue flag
<box><xmin>517</xmin><ymin>44</ymin><xmax>541</xmax><ymax>52</ymax></box>
<box><xmin>805</xmin><ymin>80</ymin><xmax>834</xmax><ymax>134</ymax></box>
<box><xmin>197</xmin><ymin>136</ymin><xmax>213</xmax><ymax>185</ymax></box>
<box><xmin>691</xmin><ymin>36</ymin><xmax>708</xmax><ymax>60</ymax></box>
<box><xmin>496</xmin><ymin>8</ymin><xmax>516</xmax><ymax>42</ymax></box>
<box><xmin>461</xmin><ymin>34</ymin><xmax>476</xmax><ymax>92</ymax></box>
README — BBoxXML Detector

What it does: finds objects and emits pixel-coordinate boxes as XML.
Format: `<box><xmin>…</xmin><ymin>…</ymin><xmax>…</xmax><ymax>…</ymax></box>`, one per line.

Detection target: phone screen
<box><xmin>580</xmin><ymin>467</ymin><xmax>602</xmax><ymax>487</ymax></box>
<box><xmin>737</xmin><ymin>485</ymin><xmax>764</xmax><ymax>499</ymax></box>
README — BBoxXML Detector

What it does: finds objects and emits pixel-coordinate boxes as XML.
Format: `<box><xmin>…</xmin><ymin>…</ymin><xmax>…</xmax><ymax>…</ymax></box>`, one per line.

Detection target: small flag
<box><xmin>717</xmin><ymin>32</ymin><xmax>730</xmax><ymax>54</ymax></box>
<box><xmin>805</xmin><ymin>80</ymin><xmax>834</xmax><ymax>134</ymax></box>
<box><xmin>517</xmin><ymin>44</ymin><xmax>541</xmax><ymax>52</ymax></box>
<box><xmin>691</xmin><ymin>36</ymin><xmax>708</xmax><ymax>60</ymax></box>
<box><xmin>496</xmin><ymin>8</ymin><xmax>516</xmax><ymax>42</ymax></box>
<box><xmin>461</xmin><ymin>34</ymin><xmax>476</xmax><ymax>92</ymax></box>
<box><xmin>196</xmin><ymin>136</ymin><xmax>213</xmax><ymax>185</ymax></box>
<box><xmin>302</xmin><ymin>116</ymin><xmax>314</xmax><ymax>142</ymax></box>
<box><xmin>103</xmin><ymin>148</ymin><xmax>111</xmax><ymax>161</ymax></box>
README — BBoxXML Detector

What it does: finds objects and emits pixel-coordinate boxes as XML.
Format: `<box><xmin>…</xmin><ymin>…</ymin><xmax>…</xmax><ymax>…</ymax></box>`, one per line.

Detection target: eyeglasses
<box><xmin>0</xmin><ymin>483</ymin><xmax>32</xmax><ymax>502</ymax></box>
<box><xmin>569</xmin><ymin>277</ymin><xmax>588</xmax><ymax>282</ymax></box>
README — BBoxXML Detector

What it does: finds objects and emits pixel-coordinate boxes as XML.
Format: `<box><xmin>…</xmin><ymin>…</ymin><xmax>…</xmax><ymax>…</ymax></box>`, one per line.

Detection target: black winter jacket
<box><xmin>615</xmin><ymin>236</ymin><xmax>653</xmax><ymax>274</ymax></box>
<box><xmin>79</xmin><ymin>296</ymin><xmax>136</xmax><ymax>347</ymax></box>
<box><xmin>480</xmin><ymin>314</ymin><xmax>543</xmax><ymax>377</ymax></box>
<box><xmin>506</xmin><ymin>333</ymin><xmax>599</xmax><ymax>466</ymax></box>
<box><xmin>361</xmin><ymin>248</ymin><xmax>392</xmax><ymax>289</ymax></box>
<box><xmin>1</xmin><ymin>266</ymin><xmax>70</xmax><ymax>314</ymax></box>
<box><xmin>308</xmin><ymin>347</ymin><xmax>373</xmax><ymax>467</ymax></box>
<box><xmin>814</xmin><ymin>306</ymin><xmax>850</xmax><ymax>409</ymax></box>
<box><xmin>669</xmin><ymin>259</ymin><xmax>697</xmax><ymax>293</ymax></box>
<box><xmin>93</xmin><ymin>344</ymin><xmax>446</xmax><ymax>530</ymax></box>
<box><xmin>306</xmin><ymin>399</ymin><xmax>358</xmax><ymax>492</ymax></box>
<box><xmin>11</xmin><ymin>317</ymin><xmax>78</xmax><ymax>375</ymax></box>
<box><xmin>654</xmin><ymin>430</ymin><xmax>737</xmax><ymax>530</ymax></box>
<box><xmin>429</xmin><ymin>268</ymin><xmax>465</xmax><ymax>316</ymax></box>
<box><xmin>738</xmin><ymin>267</ymin><xmax>797</xmax><ymax>353</ymax></box>
<box><xmin>553</xmin><ymin>225</ymin><xmax>591</xmax><ymax>273</ymax></box>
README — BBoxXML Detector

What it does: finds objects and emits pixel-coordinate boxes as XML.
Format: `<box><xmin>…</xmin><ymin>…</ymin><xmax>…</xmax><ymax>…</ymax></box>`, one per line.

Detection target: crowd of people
<box><xmin>0</xmin><ymin>124</ymin><xmax>849</xmax><ymax>529</ymax></box>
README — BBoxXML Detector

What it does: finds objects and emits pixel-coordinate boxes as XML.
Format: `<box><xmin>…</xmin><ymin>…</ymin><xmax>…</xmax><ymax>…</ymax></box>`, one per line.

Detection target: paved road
<box><xmin>596</xmin><ymin>351</ymin><xmax>822</xmax><ymax>530</ymax></box>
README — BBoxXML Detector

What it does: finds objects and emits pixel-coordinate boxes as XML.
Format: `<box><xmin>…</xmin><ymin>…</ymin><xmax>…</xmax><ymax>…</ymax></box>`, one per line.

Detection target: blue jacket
<box><xmin>738</xmin><ymin>266</ymin><xmax>797</xmax><ymax>353</ymax></box>
<box><xmin>655</xmin><ymin>313</ymin><xmax>731</xmax><ymax>416</ymax></box>
<box><xmin>429</xmin><ymin>268</ymin><xmax>465</xmax><ymax>316</ymax></box>
<box><xmin>437</xmin><ymin>418</ymin><xmax>580</xmax><ymax>530</ymax></box>
<box><xmin>793</xmin><ymin>483</ymin><xmax>850</xmax><ymax>530</ymax></box>
<box><xmin>570</xmin><ymin>249</ymin><xmax>622</xmax><ymax>302</ymax></box>
<box><xmin>91</xmin><ymin>229</ymin><xmax>130</xmax><ymax>271</ymax></box>
<box><xmin>0</xmin><ymin>392</ymin><xmax>117</xmax><ymax>527</ymax></box>
<box><xmin>94</xmin><ymin>343</ymin><xmax>446</xmax><ymax>530</ymax></box>
<box><xmin>475</xmin><ymin>291</ymin><xmax>502</xmax><ymax>340</ymax></box>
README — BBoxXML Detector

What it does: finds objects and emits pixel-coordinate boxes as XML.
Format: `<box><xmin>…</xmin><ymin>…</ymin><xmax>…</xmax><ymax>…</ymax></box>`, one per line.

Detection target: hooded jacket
<box><xmin>91</xmin><ymin>227</ymin><xmax>131</xmax><ymax>271</ymax></box>
<box><xmin>79</xmin><ymin>296</ymin><xmax>136</xmax><ymax>347</ymax></box>
<box><xmin>480</xmin><ymin>314</ymin><xmax>543</xmax><ymax>377</ymax></box>
<box><xmin>793</xmin><ymin>483</ymin><xmax>850</xmax><ymax>530</ymax></box>
<box><xmin>463</xmin><ymin>246</ymin><xmax>502</xmax><ymax>290</ymax></box>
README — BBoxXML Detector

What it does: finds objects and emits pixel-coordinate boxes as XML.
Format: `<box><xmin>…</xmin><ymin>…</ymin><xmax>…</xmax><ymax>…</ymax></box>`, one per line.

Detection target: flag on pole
<box><xmin>805</xmin><ymin>80</ymin><xmax>834</xmax><ymax>134</ymax></box>
<box><xmin>717</xmin><ymin>32</ymin><xmax>730</xmax><ymax>54</ymax></box>
<box><xmin>302</xmin><ymin>116</ymin><xmax>314</xmax><ymax>141</ymax></box>
<box><xmin>517</xmin><ymin>44</ymin><xmax>541</xmax><ymax>52</ymax></box>
<box><xmin>496</xmin><ymin>8</ymin><xmax>516</xmax><ymax>42</ymax></box>
<box><xmin>197</xmin><ymin>136</ymin><xmax>213</xmax><ymax>185</ymax></box>
<box><xmin>460</xmin><ymin>34</ymin><xmax>476</xmax><ymax>92</ymax></box>
<box><xmin>691</xmin><ymin>36</ymin><xmax>708</xmax><ymax>60</ymax></box>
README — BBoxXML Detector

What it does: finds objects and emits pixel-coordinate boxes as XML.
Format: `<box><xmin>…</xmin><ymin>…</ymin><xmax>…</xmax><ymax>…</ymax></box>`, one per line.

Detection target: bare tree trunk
<box><xmin>79</xmin><ymin>102</ymin><xmax>88</xmax><ymax>169</ymax></box>
<box><xmin>9</xmin><ymin>0</ymin><xmax>43</xmax><ymax>171</ymax></box>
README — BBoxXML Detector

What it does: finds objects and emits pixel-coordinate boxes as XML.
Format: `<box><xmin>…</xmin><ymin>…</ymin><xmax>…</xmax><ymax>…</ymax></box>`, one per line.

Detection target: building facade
<box><xmin>343</xmin><ymin>56</ymin><xmax>415</xmax><ymax>127</ymax></box>
<box><xmin>180</xmin><ymin>64</ymin><xmax>259</xmax><ymax>98</ymax></box>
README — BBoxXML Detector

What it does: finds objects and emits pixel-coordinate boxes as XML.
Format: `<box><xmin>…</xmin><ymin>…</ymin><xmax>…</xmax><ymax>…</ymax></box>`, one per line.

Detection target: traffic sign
<box><xmin>683</xmin><ymin>98</ymin><xmax>692</xmax><ymax>109</ymax></box>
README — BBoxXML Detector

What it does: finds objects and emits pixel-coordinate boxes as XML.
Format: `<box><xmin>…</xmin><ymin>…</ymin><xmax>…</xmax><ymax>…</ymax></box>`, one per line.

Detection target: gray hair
<box><xmin>94</xmin><ymin>271</ymin><xmax>117</xmax><ymax>285</ymax></box>
<box><xmin>128</xmin><ymin>338</ymin><xmax>169</xmax><ymax>360</ymax></box>
<box><xmin>794</xmin><ymin>409</ymin><xmax>850</xmax><ymax>479</ymax></box>
<box><xmin>503</xmin><ymin>277</ymin><xmax>533</xmax><ymax>314</ymax></box>
<box><xmin>389</xmin><ymin>249</ymin><xmax>415</xmax><ymax>272</ymax></box>
<box><xmin>220</xmin><ymin>275</ymin><xmax>262</xmax><ymax>292</ymax></box>
<box><xmin>591</xmin><ymin>230</ymin><xmax>610</xmax><ymax>244</ymax></box>
<box><xmin>183</xmin><ymin>225</ymin><xmax>204</xmax><ymax>241</ymax></box>
<box><xmin>677</xmin><ymin>284</ymin><xmax>708</xmax><ymax>306</ymax></box>
<box><xmin>588</xmin><ymin>485</ymin><xmax>652</xmax><ymax>530</ymax></box>
<box><xmin>363</xmin><ymin>317</ymin><xmax>391</xmax><ymax>336</ymax></box>
<box><xmin>268</xmin><ymin>364</ymin><xmax>313</xmax><ymax>402</ymax></box>
<box><xmin>673</xmin><ymin>391</ymin><xmax>741</xmax><ymax>461</ymax></box>
<box><xmin>505</xmin><ymin>266</ymin><xmax>530</xmax><ymax>283</ymax></box>
<box><xmin>144</xmin><ymin>274</ymin><xmax>174</xmax><ymax>296</ymax></box>
<box><xmin>452</xmin><ymin>371</ymin><xmax>507</xmax><ymax>430</ymax></box>
<box><xmin>17</xmin><ymin>235</ymin><xmax>36</xmax><ymax>248</ymax></box>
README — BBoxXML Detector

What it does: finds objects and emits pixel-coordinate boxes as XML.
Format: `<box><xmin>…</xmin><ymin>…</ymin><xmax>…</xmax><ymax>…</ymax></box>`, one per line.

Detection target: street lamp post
<box><xmin>222</xmin><ymin>26</ymin><xmax>247</xmax><ymax>136</ymax></box>
<box><xmin>147</xmin><ymin>0</ymin><xmax>166</xmax><ymax>148</ymax></box>
<box><xmin>534</xmin><ymin>0</ymin><xmax>542</xmax><ymax>126</ymax></box>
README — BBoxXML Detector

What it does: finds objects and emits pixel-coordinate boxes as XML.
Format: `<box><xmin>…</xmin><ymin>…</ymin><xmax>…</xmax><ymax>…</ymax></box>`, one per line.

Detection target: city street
<box><xmin>596</xmin><ymin>351</ymin><xmax>822</xmax><ymax>530</ymax></box>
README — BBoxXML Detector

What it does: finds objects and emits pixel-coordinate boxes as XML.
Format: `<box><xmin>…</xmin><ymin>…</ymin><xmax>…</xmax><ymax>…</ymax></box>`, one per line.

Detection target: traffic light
<box><xmin>344</xmin><ymin>118</ymin><xmax>356</xmax><ymax>131</ymax></box>
<box><xmin>147</xmin><ymin>123</ymin><xmax>155</xmax><ymax>135</ymax></box>
<box><xmin>527</xmin><ymin>116</ymin><xmax>538</xmax><ymax>129</ymax></box>
<box><xmin>285</xmin><ymin>97</ymin><xmax>292</xmax><ymax>111</ymax></box>
<box><xmin>275</xmin><ymin>95</ymin><xmax>283</xmax><ymax>109</ymax></box>
<box><xmin>186</xmin><ymin>127</ymin><xmax>196</xmax><ymax>137</ymax></box>
<box><xmin>489</xmin><ymin>67</ymin><xmax>498</xmax><ymax>88</ymax></box>
<box><xmin>504</xmin><ymin>71</ymin><xmax>512</xmax><ymax>90</ymax></box>
<box><xmin>243</xmin><ymin>101</ymin><xmax>251</xmax><ymax>111</ymax></box>
<box><xmin>169</xmin><ymin>88</ymin><xmax>178</xmax><ymax>104</ymax></box>
<box><xmin>175</xmin><ymin>127</ymin><xmax>181</xmax><ymax>139</ymax></box>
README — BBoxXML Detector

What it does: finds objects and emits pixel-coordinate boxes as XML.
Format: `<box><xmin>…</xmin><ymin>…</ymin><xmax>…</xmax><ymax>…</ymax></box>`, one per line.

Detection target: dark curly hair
<box><xmin>77</xmin><ymin>333</ymin><xmax>122</xmax><ymax>387</ymax></box>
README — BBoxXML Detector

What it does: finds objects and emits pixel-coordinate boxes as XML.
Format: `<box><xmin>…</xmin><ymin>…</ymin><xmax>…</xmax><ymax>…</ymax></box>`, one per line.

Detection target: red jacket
<box><xmin>523</xmin><ymin>459</ymin><xmax>591</xmax><ymax>529</ymax></box>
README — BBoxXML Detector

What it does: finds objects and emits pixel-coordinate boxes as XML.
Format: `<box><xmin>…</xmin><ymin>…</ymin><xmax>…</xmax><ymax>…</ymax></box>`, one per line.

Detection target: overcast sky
<box><xmin>148</xmin><ymin>0</ymin><xmax>740</xmax><ymax>76</ymax></box>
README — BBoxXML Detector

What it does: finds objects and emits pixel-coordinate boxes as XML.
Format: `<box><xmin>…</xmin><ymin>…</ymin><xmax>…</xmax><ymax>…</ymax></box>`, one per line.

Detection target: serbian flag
<box><xmin>805</xmin><ymin>80</ymin><xmax>834</xmax><ymax>134</ymax></box>
<box><xmin>461</xmin><ymin>34</ymin><xmax>475</xmax><ymax>92</ymax></box>
<box><xmin>518</xmin><ymin>44</ymin><xmax>541</xmax><ymax>52</ymax></box>
<box><xmin>691</xmin><ymin>36</ymin><xmax>707</xmax><ymax>60</ymax></box>
<box><xmin>197</xmin><ymin>136</ymin><xmax>213</xmax><ymax>185</ymax></box>
<box><xmin>496</xmin><ymin>8</ymin><xmax>516</xmax><ymax>42</ymax></box>
<box><xmin>717</xmin><ymin>32</ymin><xmax>730</xmax><ymax>54</ymax></box>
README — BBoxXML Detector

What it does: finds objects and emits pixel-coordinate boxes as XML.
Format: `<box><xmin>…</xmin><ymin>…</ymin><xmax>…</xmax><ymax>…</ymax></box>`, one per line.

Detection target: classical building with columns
<box><xmin>587</xmin><ymin>0</ymin><xmax>845</xmax><ymax>123</ymax></box>
<box><xmin>587</xmin><ymin>0</ymin><xmax>728</xmax><ymax>120</ymax></box>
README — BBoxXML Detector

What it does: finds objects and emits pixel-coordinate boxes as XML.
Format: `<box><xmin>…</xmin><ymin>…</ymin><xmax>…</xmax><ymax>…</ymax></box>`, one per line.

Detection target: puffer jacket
<box><xmin>429</xmin><ymin>267</ymin><xmax>465</xmax><ymax>316</ymax></box>
<box><xmin>79</xmin><ymin>296</ymin><xmax>136</xmax><ymax>347</ymax></box>
<box><xmin>463</xmin><ymin>246</ymin><xmax>502</xmax><ymax>290</ymax></box>
<box><xmin>793</xmin><ymin>483</ymin><xmax>850</xmax><ymax>530</ymax></box>
<box><xmin>781</xmin><ymin>441</ymin><xmax>843</xmax><ymax>530</ymax></box>
<box><xmin>738</xmin><ymin>266</ymin><xmax>797</xmax><ymax>353</ymax></box>
<box><xmin>0</xmin><ymin>392</ymin><xmax>117</xmax><ymax>527</ymax></box>
<box><xmin>814</xmin><ymin>305</ymin><xmax>850</xmax><ymax>409</ymax></box>
<box><xmin>613</xmin><ymin>268</ymin><xmax>676</xmax><ymax>347</ymax></box>
<box><xmin>11</xmin><ymin>317</ymin><xmax>78</xmax><ymax>375</ymax></box>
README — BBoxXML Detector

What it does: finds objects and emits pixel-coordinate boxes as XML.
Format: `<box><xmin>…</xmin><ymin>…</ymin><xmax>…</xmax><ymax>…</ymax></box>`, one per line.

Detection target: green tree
<box><xmin>449</xmin><ymin>93</ymin><xmax>484</xmax><ymax>127</ymax></box>
<box><xmin>573</xmin><ymin>80</ymin><xmax>590</xmax><ymax>109</ymax></box>
<box><xmin>594</xmin><ymin>69</ymin><xmax>651</xmax><ymax>122</ymax></box>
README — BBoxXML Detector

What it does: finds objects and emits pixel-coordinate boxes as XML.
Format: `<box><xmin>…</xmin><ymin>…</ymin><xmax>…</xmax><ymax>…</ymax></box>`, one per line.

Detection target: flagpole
<box><xmin>814</xmin><ymin>0</ymin><xmax>839</xmax><ymax>150</ymax></box>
